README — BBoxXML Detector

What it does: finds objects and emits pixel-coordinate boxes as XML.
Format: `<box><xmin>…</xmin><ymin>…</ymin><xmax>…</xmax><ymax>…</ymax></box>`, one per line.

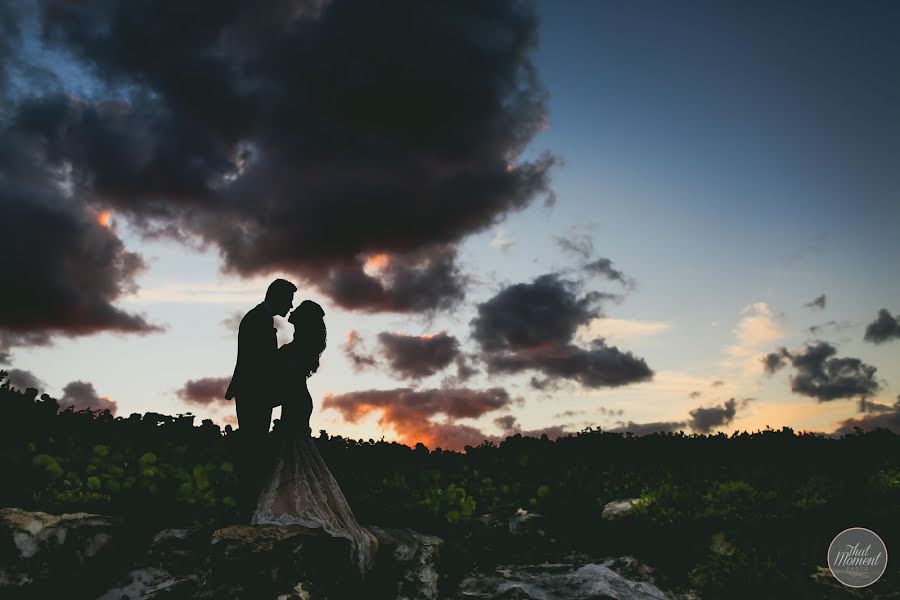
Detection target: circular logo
<box><xmin>828</xmin><ymin>527</ymin><xmax>888</xmax><ymax>588</ymax></box>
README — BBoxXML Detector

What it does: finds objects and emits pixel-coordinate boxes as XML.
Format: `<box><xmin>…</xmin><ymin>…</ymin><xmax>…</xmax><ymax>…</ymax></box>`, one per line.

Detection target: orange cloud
<box><xmin>323</xmin><ymin>387</ymin><xmax>512</xmax><ymax>450</ymax></box>
<box><xmin>97</xmin><ymin>210</ymin><xmax>112</xmax><ymax>228</ymax></box>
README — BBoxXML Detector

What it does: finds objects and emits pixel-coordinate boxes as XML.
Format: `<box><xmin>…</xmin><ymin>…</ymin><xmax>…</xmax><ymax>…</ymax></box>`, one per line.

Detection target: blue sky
<box><xmin>4</xmin><ymin>1</ymin><xmax>898</xmax><ymax>448</ymax></box>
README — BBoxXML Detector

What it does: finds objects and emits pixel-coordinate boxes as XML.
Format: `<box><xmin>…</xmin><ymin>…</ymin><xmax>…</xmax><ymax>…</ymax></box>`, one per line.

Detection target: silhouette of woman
<box><xmin>251</xmin><ymin>300</ymin><xmax>378</xmax><ymax>577</ymax></box>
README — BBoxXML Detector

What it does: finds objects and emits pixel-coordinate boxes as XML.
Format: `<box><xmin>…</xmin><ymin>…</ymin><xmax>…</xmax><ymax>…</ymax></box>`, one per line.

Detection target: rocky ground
<box><xmin>1</xmin><ymin>503</ymin><xmax>869</xmax><ymax>599</ymax></box>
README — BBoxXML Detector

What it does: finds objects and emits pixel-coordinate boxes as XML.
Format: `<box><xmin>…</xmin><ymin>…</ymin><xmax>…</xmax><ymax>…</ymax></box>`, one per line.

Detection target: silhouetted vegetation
<box><xmin>2</xmin><ymin>371</ymin><xmax>898</xmax><ymax>597</ymax></box>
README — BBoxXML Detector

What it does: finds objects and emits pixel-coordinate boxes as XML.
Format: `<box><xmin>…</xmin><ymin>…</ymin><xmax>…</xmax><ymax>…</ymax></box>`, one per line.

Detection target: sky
<box><xmin>2</xmin><ymin>0</ymin><xmax>898</xmax><ymax>450</ymax></box>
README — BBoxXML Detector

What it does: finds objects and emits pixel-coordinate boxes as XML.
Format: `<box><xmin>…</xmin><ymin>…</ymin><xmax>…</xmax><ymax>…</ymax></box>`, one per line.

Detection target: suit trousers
<box><xmin>234</xmin><ymin>396</ymin><xmax>274</xmax><ymax>519</ymax></box>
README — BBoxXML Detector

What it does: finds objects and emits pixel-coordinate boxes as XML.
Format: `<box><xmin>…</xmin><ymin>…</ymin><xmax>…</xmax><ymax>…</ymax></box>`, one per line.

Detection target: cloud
<box><xmin>721</xmin><ymin>302</ymin><xmax>783</xmax><ymax>376</ymax></box>
<box><xmin>608</xmin><ymin>420</ymin><xmax>687</xmax><ymax>436</ymax></box>
<box><xmin>0</xmin><ymin>119</ymin><xmax>163</xmax><ymax>361</ymax></box>
<box><xmin>377</xmin><ymin>331</ymin><xmax>460</xmax><ymax>379</ymax></box>
<box><xmin>803</xmin><ymin>294</ymin><xmax>826</xmax><ymax>310</ymax></box>
<box><xmin>576</xmin><ymin>318</ymin><xmax>671</xmax><ymax>344</ymax></box>
<box><xmin>863</xmin><ymin>309</ymin><xmax>900</xmax><ymax>344</ymax></box>
<box><xmin>486</xmin><ymin>339</ymin><xmax>654</xmax><ymax>388</ymax></box>
<box><xmin>493</xmin><ymin>415</ymin><xmax>518</xmax><ymax>431</ymax></box>
<box><xmin>472</xmin><ymin>274</ymin><xmax>601</xmax><ymax>351</ymax></box>
<box><xmin>59</xmin><ymin>380</ymin><xmax>117</xmax><ymax>415</ymax></box>
<box><xmin>341</xmin><ymin>330</ymin><xmax>378</xmax><ymax>371</ymax></box>
<box><xmin>858</xmin><ymin>398</ymin><xmax>895</xmax><ymax>414</ymax></box>
<box><xmin>583</xmin><ymin>258</ymin><xmax>628</xmax><ymax>286</ymax></box>
<box><xmin>687</xmin><ymin>398</ymin><xmax>738</xmax><ymax>433</ymax></box>
<box><xmin>323</xmin><ymin>387</ymin><xmax>514</xmax><ymax>450</ymax></box>
<box><xmin>2</xmin><ymin>368</ymin><xmax>46</xmax><ymax>391</ymax></box>
<box><xmin>711</xmin><ymin>380</ymin><xmax>724</xmax><ymax>387</ymax></box>
<box><xmin>491</xmin><ymin>414</ymin><xmax>573</xmax><ymax>441</ymax></box>
<box><xmin>762</xmin><ymin>347</ymin><xmax>791</xmax><ymax>374</ymax></box>
<box><xmin>554</xmin><ymin>233</ymin><xmax>594</xmax><ymax>259</ymax></box>
<box><xmin>176</xmin><ymin>377</ymin><xmax>231</xmax><ymax>405</ymax></box>
<box><xmin>490</xmin><ymin>229</ymin><xmax>513</xmax><ymax>253</ymax></box>
<box><xmin>221</xmin><ymin>311</ymin><xmax>243</xmax><ymax>333</ymax></box>
<box><xmin>831</xmin><ymin>397</ymin><xmax>900</xmax><ymax>435</ymax></box>
<box><xmin>317</xmin><ymin>245</ymin><xmax>469</xmax><ymax>313</ymax></box>
<box><xmin>763</xmin><ymin>342</ymin><xmax>880</xmax><ymax>401</ymax></box>
<box><xmin>20</xmin><ymin>0</ymin><xmax>556</xmax><ymax>314</ymax></box>
<box><xmin>808</xmin><ymin>320</ymin><xmax>853</xmax><ymax>336</ymax></box>
<box><xmin>688</xmin><ymin>391</ymin><xmax>702</xmax><ymax>399</ymax></box>
<box><xmin>471</xmin><ymin>273</ymin><xmax>652</xmax><ymax>388</ymax></box>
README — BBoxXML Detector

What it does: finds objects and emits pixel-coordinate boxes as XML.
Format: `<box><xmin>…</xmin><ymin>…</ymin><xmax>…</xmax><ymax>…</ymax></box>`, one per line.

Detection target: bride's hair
<box><xmin>288</xmin><ymin>300</ymin><xmax>327</xmax><ymax>377</ymax></box>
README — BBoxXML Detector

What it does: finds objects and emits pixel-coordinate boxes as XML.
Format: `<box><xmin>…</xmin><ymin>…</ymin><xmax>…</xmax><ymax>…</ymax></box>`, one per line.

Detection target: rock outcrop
<box><xmin>601</xmin><ymin>497</ymin><xmax>646</xmax><ymax>520</ymax></box>
<box><xmin>0</xmin><ymin>507</ymin><xmax>122</xmax><ymax>598</ymax></box>
<box><xmin>0</xmin><ymin>507</ymin><xmax>694</xmax><ymax>599</ymax></box>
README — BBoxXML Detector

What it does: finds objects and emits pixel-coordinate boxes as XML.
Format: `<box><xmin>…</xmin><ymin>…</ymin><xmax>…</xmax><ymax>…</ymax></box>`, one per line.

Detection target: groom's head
<box><xmin>265</xmin><ymin>278</ymin><xmax>297</xmax><ymax>317</ymax></box>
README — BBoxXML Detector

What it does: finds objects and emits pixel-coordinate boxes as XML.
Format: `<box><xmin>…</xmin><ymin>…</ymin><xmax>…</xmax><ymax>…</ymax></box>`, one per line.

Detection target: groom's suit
<box><xmin>226</xmin><ymin>301</ymin><xmax>279</xmax><ymax>518</ymax></box>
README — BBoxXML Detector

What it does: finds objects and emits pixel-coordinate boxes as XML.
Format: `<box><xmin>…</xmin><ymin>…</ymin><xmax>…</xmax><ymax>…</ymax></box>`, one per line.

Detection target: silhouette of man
<box><xmin>225</xmin><ymin>278</ymin><xmax>296</xmax><ymax>520</ymax></box>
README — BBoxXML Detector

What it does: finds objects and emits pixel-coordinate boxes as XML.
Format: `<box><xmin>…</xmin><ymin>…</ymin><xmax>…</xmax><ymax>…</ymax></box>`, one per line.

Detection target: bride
<box><xmin>251</xmin><ymin>299</ymin><xmax>378</xmax><ymax>577</ymax></box>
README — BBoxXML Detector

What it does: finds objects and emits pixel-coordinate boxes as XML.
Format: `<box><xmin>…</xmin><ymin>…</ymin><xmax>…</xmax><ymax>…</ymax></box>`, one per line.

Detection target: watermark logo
<box><xmin>828</xmin><ymin>527</ymin><xmax>888</xmax><ymax>587</ymax></box>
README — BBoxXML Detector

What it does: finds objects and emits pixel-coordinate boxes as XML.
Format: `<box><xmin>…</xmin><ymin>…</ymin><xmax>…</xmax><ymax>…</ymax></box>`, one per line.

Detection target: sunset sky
<box><xmin>2</xmin><ymin>1</ymin><xmax>899</xmax><ymax>450</ymax></box>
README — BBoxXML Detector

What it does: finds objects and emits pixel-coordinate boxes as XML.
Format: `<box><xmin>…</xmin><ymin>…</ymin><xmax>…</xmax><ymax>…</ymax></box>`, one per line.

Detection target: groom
<box><xmin>225</xmin><ymin>278</ymin><xmax>297</xmax><ymax>520</ymax></box>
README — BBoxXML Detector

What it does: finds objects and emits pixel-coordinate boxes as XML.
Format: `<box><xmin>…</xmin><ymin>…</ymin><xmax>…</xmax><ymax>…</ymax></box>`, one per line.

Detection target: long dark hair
<box><xmin>288</xmin><ymin>300</ymin><xmax>326</xmax><ymax>377</ymax></box>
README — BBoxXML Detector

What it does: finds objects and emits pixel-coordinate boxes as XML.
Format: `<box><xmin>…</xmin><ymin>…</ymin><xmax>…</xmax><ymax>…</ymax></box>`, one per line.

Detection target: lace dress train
<box><xmin>251</xmin><ymin>428</ymin><xmax>378</xmax><ymax>577</ymax></box>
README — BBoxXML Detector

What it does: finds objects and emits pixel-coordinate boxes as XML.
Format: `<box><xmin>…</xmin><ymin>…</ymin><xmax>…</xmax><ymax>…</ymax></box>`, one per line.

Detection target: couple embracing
<box><xmin>225</xmin><ymin>278</ymin><xmax>378</xmax><ymax>576</ymax></box>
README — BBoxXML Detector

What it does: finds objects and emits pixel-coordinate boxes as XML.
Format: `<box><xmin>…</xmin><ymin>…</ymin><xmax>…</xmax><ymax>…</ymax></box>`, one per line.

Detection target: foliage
<box><xmin>1</xmin><ymin>371</ymin><xmax>898</xmax><ymax>597</ymax></box>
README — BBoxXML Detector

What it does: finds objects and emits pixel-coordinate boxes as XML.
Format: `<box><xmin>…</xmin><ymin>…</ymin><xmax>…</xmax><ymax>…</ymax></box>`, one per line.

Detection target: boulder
<box><xmin>0</xmin><ymin>507</ymin><xmax>121</xmax><ymax>597</ymax></box>
<box><xmin>148</xmin><ymin>526</ymin><xmax>211</xmax><ymax>574</ymax></box>
<box><xmin>97</xmin><ymin>566</ymin><xmax>198</xmax><ymax>599</ymax></box>
<box><xmin>456</xmin><ymin>557</ymin><xmax>674</xmax><ymax>600</ymax></box>
<box><xmin>368</xmin><ymin>526</ymin><xmax>444</xmax><ymax>600</ymax></box>
<box><xmin>195</xmin><ymin>524</ymin><xmax>360</xmax><ymax>599</ymax></box>
<box><xmin>601</xmin><ymin>498</ymin><xmax>645</xmax><ymax>520</ymax></box>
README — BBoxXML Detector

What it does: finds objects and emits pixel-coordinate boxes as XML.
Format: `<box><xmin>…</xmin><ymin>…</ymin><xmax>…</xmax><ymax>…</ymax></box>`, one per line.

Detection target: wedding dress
<box><xmin>251</xmin><ymin>372</ymin><xmax>378</xmax><ymax>577</ymax></box>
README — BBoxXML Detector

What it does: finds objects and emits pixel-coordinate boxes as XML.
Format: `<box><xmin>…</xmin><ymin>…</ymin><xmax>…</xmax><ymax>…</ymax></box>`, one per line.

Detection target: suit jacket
<box><xmin>225</xmin><ymin>303</ymin><xmax>278</xmax><ymax>404</ymax></box>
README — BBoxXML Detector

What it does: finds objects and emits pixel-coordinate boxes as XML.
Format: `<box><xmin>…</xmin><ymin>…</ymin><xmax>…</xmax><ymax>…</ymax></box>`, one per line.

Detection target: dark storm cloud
<box><xmin>3</xmin><ymin>368</ymin><xmax>45</xmax><ymax>392</ymax></box>
<box><xmin>471</xmin><ymin>274</ymin><xmax>601</xmax><ymax>352</ymax></box>
<box><xmin>322</xmin><ymin>387</ymin><xmax>513</xmax><ymax>450</ymax></box>
<box><xmin>608</xmin><ymin>420</ymin><xmax>687</xmax><ymax>436</ymax></box>
<box><xmin>22</xmin><ymin>0</ymin><xmax>555</xmax><ymax>313</ymax></box>
<box><xmin>583</xmin><ymin>258</ymin><xmax>628</xmax><ymax>286</ymax></box>
<box><xmin>316</xmin><ymin>245</ymin><xmax>470</xmax><ymax>313</ymax></box>
<box><xmin>59</xmin><ymin>380</ymin><xmax>117</xmax><ymax>415</ymax></box>
<box><xmin>803</xmin><ymin>294</ymin><xmax>826</xmax><ymax>310</ymax></box>
<box><xmin>762</xmin><ymin>348</ymin><xmax>791</xmax><ymax>374</ymax></box>
<box><xmin>688</xmin><ymin>398</ymin><xmax>737</xmax><ymax>433</ymax></box>
<box><xmin>471</xmin><ymin>273</ymin><xmax>653</xmax><ymax>387</ymax></box>
<box><xmin>176</xmin><ymin>377</ymin><xmax>231</xmax><ymax>405</ymax></box>
<box><xmin>0</xmin><ymin>121</ymin><xmax>163</xmax><ymax>360</ymax></box>
<box><xmin>764</xmin><ymin>342</ymin><xmax>880</xmax><ymax>401</ymax></box>
<box><xmin>863</xmin><ymin>309</ymin><xmax>900</xmax><ymax>344</ymax></box>
<box><xmin>486</xmin><ymin>338</ymin><xmax>653</xmax><ymax>388</ymax></box>
<box><xmin>377</xmin><ymin>331</ymin><xmax>460</xmax><ymax>379</ymax></box>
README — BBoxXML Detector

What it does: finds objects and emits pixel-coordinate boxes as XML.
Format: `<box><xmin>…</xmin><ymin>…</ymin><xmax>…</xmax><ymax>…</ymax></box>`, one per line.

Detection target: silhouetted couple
<box><xmin>225</xmin><ymin>279</ymin><xmax>377</xmax><ymax>576</ymax></box>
